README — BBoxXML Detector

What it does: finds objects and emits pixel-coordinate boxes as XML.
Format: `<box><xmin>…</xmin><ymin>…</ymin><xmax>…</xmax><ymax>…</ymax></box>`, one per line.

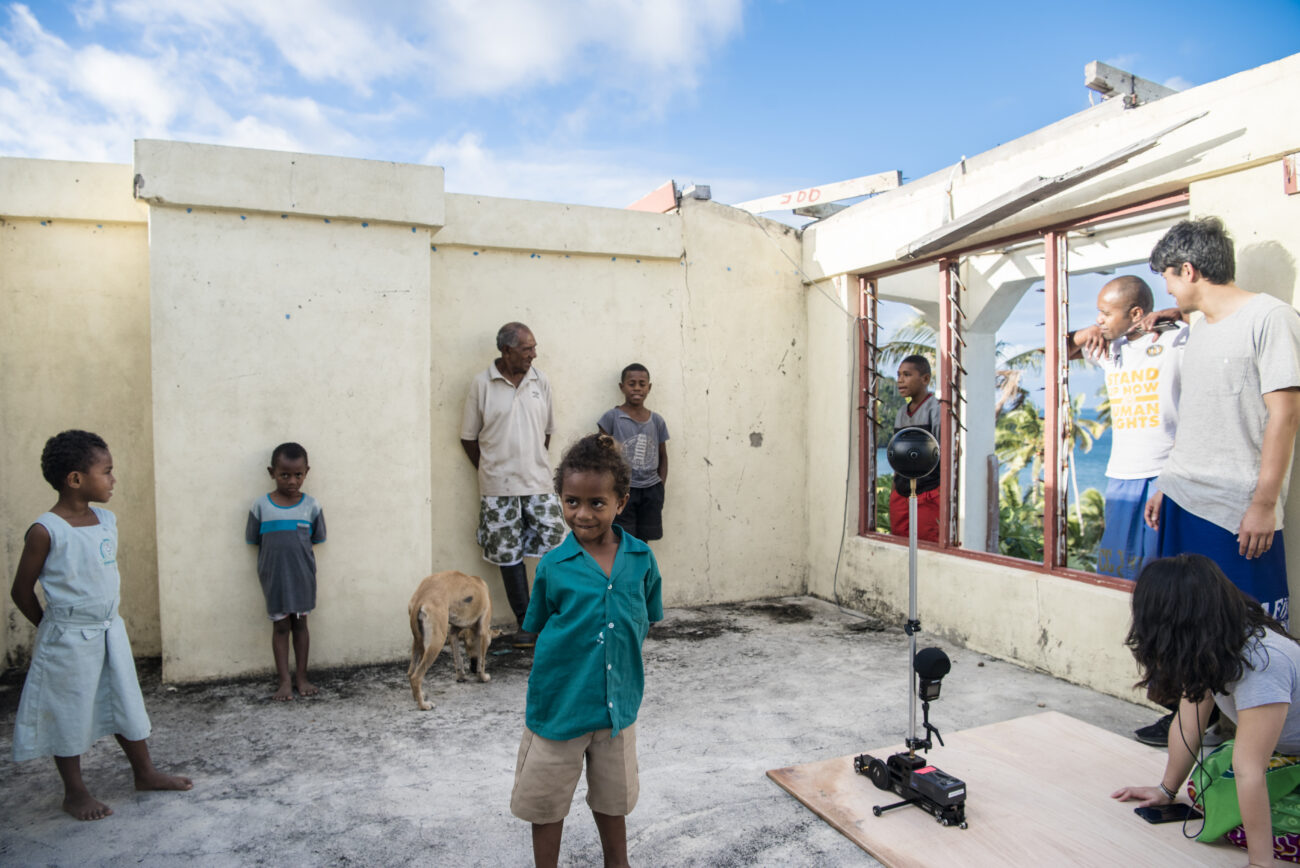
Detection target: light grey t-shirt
<box><xmin>460</xmin><ymin>364</ymin><xmax>555</xmax><ymax>497</ymax></box>
<box><xmin>1156</xmin><ymin>294</ymin><xmax>1300</xmax><ymax>533</ymax></box>
<box><xmin>1215</xmin><ymin>628</ymin><xmax>1300</xmax><ymax>754</ymax></box>
<box><xmin>597</xmin><ymin>408</ymin><xmax>669</xmax><ymax>488</ymax></box>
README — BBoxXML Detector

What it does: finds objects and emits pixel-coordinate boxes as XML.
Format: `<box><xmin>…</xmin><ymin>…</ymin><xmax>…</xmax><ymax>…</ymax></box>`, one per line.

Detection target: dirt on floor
<box><xmin>0</xmin><ymin>596</ymin><xmax>1155</xmax><ymax>867</ymax></box>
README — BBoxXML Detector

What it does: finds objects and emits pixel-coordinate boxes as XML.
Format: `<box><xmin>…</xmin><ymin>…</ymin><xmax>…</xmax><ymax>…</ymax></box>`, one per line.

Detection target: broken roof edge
<box><xmin>801</xmin><ymin>51</ymin><xmax>1300</xmax><ymax>282</ymax></box>
<box><xmin>133</xmin><ymin>139</ymin><xmax>446</xmax><ymax>228</ymax></box>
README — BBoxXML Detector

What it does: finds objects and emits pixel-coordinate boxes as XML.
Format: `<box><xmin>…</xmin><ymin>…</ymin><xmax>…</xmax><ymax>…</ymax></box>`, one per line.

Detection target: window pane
<box><xmin>956</xmin><ymin>241</ymin><xmax>1048</xmax><ymax>563</ymax></box>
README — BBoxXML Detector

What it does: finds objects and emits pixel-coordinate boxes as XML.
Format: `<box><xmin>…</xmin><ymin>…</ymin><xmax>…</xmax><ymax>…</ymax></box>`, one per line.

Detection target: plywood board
<box><xmin>767</xmin><ymin>711</ymin><xmax>1241</xmax><ymax>867</ymax></box>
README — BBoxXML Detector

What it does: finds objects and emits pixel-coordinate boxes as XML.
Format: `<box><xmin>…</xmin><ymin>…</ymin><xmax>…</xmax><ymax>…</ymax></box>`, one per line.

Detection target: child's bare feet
<box><xmin>63</xmin><ymin>790</ymin><xmax>113</xmax><ymax>821</ymax></box>
<box><xmin>134</xmin><ymin>769</ymin><xmax>193</xmax><ymax>792</ymax></box>
<box><xmin>272</xmin><ymin>680</ymin><xmax>294</xmax><ymax>701</ymax></box>
<box><xmin>296</xmin><ymin>676</ymin><xmax>318</xmax><ymax>697</ymax></box>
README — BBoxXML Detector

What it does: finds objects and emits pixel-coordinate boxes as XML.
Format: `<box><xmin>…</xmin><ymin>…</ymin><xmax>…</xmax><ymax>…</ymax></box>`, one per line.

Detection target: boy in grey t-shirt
<box><xmin>245</xmin><ymin>442</ymin><xmax>326</xmax><ymax>701</ymax></box>
<box><xmin>597</xmin><ymin>364</ymin><xmax>669</xmax><ymax>541</ymax></box>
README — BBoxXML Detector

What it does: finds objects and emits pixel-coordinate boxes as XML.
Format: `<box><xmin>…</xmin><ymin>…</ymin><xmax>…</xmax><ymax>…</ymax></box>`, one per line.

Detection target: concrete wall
<box><xmin>802</xmin><ymin>53</ymin><xmax>1300</xmax><ymax>702</ymax></box>
<box><xmin>139</xmin><ymin>143</ymin><xmax>443</xmax><ymax>681</ymax></box>
<box><xmin>131</xmin><ymin>142</ymin><xmax>807</xmax><ymax>682</ymax></box>
<box><xmin>2</xmin><ymin>143</ymin><xmax>808</xmax><ymax>682</ymax></box>
<box><xmin>430</xmin><ymin>195</ymin><xmax>809</xmax><ymax>616</ymax></box>
<box><xmin>1</xmin><ymin>159</ymin><xmax>157</xmax><ymax>669</ymax></box>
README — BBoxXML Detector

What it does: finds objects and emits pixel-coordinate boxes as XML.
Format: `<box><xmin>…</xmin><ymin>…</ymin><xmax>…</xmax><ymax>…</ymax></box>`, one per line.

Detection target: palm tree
<box><xmin>997</xmin><ymin>474</ymin><xmax>1043</xmax><ymax>562</ymax></box>
<box><xmin>1066</xmin><ymin>487</ymin><xmax>1107</xmax><ymax>571</ymax></box>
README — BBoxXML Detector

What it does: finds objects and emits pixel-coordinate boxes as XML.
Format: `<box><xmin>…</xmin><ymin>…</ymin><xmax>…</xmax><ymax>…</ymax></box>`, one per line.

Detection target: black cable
<box><xmin>1174</xmin><ymin>697</ymin><xmax>1210</xmax><ymax>840</ymax></box>
<box><xmin>831</xmin><ymin>315</ymin><xmax>863</xmax><ymax>613</ymax></box>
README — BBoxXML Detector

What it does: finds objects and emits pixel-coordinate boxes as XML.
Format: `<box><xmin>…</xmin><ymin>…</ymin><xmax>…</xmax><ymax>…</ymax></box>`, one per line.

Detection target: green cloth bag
<box><xmin>1190</xmin><ymin>741</ymin><xmax>1300</xmax><ymax>842</ymax></box>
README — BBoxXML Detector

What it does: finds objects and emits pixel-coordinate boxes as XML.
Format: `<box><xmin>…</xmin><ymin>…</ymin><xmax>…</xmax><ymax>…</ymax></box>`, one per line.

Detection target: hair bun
<box><xmin>597</xmin><ymin>433</ymin><xmax>617</xmax><ymax>451</ymax></box>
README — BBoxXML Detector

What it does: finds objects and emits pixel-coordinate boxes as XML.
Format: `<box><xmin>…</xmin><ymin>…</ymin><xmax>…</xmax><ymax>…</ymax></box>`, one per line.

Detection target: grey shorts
<box><xmin>476</xmin><ymin>494</ymin><xmax>567</xmax><ymax>565</ymax></box>
<box><xmin>510</xmin><ymin>725</ymin><xmax>639</xmax><ymax>824</ymax></box>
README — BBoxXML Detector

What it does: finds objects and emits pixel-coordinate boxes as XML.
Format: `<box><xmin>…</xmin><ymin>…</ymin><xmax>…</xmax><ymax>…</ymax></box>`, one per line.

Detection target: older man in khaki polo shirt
<box><xmin>461</xmin><ymin>322</ymin><xmax>567</xmax><ymax>646</ymax></box>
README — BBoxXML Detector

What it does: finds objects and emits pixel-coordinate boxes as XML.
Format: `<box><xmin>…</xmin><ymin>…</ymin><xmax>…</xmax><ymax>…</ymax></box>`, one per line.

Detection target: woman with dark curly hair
<box><xmin>1113</xmin><ymin>554</ymin><xmax>1300</xmax><ymax>865</ymax></box>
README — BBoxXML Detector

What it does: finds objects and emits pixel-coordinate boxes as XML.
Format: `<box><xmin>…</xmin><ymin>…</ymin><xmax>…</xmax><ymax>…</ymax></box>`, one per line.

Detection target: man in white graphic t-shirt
<box><xmin>1070</xmin><ymin>275</ymin><xmax>1186</xmax><ymax>580</ymax></box>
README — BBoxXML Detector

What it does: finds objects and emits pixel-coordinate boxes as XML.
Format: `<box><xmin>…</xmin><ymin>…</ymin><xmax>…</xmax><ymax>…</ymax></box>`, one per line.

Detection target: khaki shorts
<box><xmin>510</xmin><ymin>725</ymin><xmax>639</xmax><ymax>824</ymax></box>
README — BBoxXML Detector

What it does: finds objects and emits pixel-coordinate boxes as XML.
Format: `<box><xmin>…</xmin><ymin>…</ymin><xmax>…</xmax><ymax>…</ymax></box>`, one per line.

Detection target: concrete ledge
<box><xmin>0</xmin><ymin>158</ymin><xmax>146</xmax><ymax>223</ymax></box>
<box><xmin>437</xmin><ymin>192</ymin><xmax>682</xmax><ymax>258</ymax></box>
<box><xmin>133</xmin><ymin>140</ymin><xmax>445</xmax><ymax>227</ymax></box>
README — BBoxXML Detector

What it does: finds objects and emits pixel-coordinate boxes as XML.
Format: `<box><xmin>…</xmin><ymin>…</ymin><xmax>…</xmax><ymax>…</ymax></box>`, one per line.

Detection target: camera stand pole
<box><xmin>855</xmin><ymin>428</ymin><xmax>967</xmax><ymax>828</ymax></box>
<box><xmin>906</xmin><ymin>478</ymin><xmax>920</xmax><ymax>754</ymax></box>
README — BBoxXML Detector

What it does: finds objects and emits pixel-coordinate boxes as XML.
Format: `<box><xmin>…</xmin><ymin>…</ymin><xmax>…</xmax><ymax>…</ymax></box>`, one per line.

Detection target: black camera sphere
<box><xmin>886</xmin><ymin>428</ymin><xmax>939</xmax><ymax>479</ymax></box>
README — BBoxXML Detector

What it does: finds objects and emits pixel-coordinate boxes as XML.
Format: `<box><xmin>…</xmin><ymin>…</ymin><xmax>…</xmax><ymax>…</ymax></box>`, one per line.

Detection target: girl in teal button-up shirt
<box><xmin>514</xmin><ymin>433</ymin><xmax>663</xmax><ymax>867</ymax></box>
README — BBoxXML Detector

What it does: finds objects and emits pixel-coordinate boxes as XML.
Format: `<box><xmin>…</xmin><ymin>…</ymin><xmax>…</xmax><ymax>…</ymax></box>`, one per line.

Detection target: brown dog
<box><xmin>407</xmin><ymin>570</ymin><xmax>493</xmax><ymax>710</ymax></box>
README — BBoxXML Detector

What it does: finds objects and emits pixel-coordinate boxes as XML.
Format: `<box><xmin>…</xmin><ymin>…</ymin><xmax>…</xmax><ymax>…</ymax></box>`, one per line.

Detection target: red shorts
<box><xmin>889</xmin><ymin>488</ymin><xmax>940</xmax><ymax>543</ymax></box>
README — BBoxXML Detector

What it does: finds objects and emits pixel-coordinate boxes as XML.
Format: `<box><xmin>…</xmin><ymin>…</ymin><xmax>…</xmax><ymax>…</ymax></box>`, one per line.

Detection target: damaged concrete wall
<box><xmin>2</xmin><ymin>141</ymin><xmax>808</xmax><ymax>681</ymax></box>
<box><xmin>428</xmin><ymin>194</ymin><xmax>809</xmax><ymax>616</ymax></box>
<box><xmin>0</xmin><ymin>159</ymin><xmax>158</xmax><ymax>669</ymax></box>
<box><xmin>138</xmin><ymin>142</ymin><xmax>442</xmax><ymax>682</ymax></box>
<box><xmin>144</xmin><ymin>147</ymin><xmax>807</xmax><ymax>681</ymax></box>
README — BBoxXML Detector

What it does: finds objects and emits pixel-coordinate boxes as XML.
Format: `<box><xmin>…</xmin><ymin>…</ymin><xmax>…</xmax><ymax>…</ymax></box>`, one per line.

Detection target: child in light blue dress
<box><xmin>10</xmin><ymin>430</ymin><xmax>191</xmax><ymax>820</ymax></box>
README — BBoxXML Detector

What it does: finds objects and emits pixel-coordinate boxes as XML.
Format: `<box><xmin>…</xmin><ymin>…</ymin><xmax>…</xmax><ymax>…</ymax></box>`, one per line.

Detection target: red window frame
<box><xmin>856</xmin><ymin>191</ymin><xmax>1189</xmax><ymax>591</ymax></box>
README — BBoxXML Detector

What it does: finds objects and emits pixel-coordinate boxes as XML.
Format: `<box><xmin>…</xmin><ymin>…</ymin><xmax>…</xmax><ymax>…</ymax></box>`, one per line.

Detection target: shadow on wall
<box><xmin>1240</xmin><ymin>240</ymin><xmax>1298</xmax><ymax>301</ymax></box>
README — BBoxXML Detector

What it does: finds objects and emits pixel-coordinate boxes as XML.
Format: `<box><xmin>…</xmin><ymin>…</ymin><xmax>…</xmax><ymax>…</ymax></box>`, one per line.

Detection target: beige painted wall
<box><xmin>1</xmin><ymin>160</ymin><xmax>157</xmax><ymax>672</ymax></box>
<box><xmin>135</xmin><ymin>142</ymin><xmax>807</xmax><ymax>682</ymax></box>
<box><xmin>430</xmin><ymin>195</ymin><xmax>809</xmax><ymax>625</ymax></box>
<box><xmin>147</xmin><ymin>208</ymin><xmax>437</xmax><ymax>681</ymax></box>
<box><xmin>3</xmin><ymin>144</ymin><xmax>809</xmax><ymax>682</ymax></box>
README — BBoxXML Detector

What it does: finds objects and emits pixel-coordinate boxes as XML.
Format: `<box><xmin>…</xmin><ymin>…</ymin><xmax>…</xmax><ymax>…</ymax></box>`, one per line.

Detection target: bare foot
<box><xmin>63</xmin><ymin>791</ymin><xmax>113</xmax><ymax>821</ymax></box>
<box><xmin>272</xmin><ymin>681</ymin><xmax>294</xmax><ymax>701</ymax></box>
<box><xmin>134</xmin><ymin>769</ymin><xmax>193</xmax><ymax>792</ymax></box>
<box><xmin>296</xmin><ymin>677</ymin><xmax>318</xmax><ymax>697</ymax></box>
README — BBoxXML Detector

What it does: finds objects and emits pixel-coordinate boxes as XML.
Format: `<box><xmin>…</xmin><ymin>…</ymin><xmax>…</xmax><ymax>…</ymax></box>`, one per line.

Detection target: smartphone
<box><xmin>1135</xmin><ymin>802</ymin><xmax>1203</xmax><ymax>824</ymax></box>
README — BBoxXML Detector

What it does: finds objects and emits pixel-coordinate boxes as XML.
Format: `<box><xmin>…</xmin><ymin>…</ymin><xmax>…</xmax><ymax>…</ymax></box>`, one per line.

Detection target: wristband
<box><xmin>1158</xmin><ymin>781</ymin><xmax>1177</xmax><ymax>801</ymax></box>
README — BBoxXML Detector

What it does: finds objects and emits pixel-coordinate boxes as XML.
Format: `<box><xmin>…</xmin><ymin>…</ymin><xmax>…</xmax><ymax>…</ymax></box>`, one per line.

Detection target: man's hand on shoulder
<box><xmin>1137</xmin><ymin>307</ymin><xmax>1183</xmax><ymax>342</ymax></box>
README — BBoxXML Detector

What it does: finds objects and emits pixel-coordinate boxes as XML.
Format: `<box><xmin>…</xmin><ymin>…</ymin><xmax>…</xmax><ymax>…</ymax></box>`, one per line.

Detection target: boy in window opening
<box><xmin>1136</xmin><ymin>216</ymin><xmax>1300</xmax><ymax>748</ymax></box>
<box><xmin>889</xmin><ymin>355</ymin><xmax>941</xmax><ymax>543</ymax></box>
<box><xmin>1069</xmin><ymin>275</ymin><xmax>1188</xmax><ymax>581</ymax></box>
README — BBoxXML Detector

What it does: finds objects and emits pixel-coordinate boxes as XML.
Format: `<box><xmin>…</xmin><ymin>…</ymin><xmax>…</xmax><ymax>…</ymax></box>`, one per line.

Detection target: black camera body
<box><xmin>854</xmin><ymin>751</ymin><xmax>967</xmax><ymax>826</ymax></box>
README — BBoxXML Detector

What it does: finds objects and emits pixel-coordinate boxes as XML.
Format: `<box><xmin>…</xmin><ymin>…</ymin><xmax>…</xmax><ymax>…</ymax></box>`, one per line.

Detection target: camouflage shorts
<box><xmin>477</xmin><ymin>494</ymin><xmax>567</xmax><ymax>565</ymax></box>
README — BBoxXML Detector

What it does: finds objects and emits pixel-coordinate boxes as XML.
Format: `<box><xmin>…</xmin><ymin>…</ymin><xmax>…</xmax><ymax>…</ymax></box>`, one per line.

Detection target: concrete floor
<box><xmin>0</xmin><ymin>596</ymin><xmax>1155</xmax><ymax>867</ymax></box>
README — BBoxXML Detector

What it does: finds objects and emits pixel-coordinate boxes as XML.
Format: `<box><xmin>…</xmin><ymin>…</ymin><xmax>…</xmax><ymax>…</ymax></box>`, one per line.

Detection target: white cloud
<box><xmin>0</xmin><ymin>1</ymin><xmax>750</xmax><ymax>205</ymax></box>
<box><xmin>91</xmin><ymin>0</ymin><xmax>743</xmax><ymax>102</ymax></box>
<box><xmin>422</xmin><ymin>130</ymin><xmax>677</xmax><ymax>207</ymax></box>
<box><xmin>72</xmin><ymin>44</ymin><xmax>182</xmax><ymax>130</ymax></box>
<box><xmin>1163</xmin><ymin>75</ymin><xmax>1193</xmax><ymax>91</ymax></box>
<box><xmin>421</xmin><ymin>127</ymin><xmax>780</xmax><ymax>210</ymax></box>
<box><xmin>416</xmin><ymin>0</ymin><xmax>743</xmax><ymax>107</ymax></box>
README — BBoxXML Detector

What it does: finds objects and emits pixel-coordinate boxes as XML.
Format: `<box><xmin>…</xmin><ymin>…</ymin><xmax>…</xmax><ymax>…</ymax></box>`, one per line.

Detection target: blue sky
<box><xmin>3</xmin><ymin>0</ymin><xmax>1297</xmax><ymax>209</ymax></box>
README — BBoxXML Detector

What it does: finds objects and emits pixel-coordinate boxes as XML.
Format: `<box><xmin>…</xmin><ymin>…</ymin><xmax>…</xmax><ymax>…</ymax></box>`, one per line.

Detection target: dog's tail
<box><xmin>415</xmin><ymin>605</ymin><xmax>436</xmax><ymax>656</ymax></box>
